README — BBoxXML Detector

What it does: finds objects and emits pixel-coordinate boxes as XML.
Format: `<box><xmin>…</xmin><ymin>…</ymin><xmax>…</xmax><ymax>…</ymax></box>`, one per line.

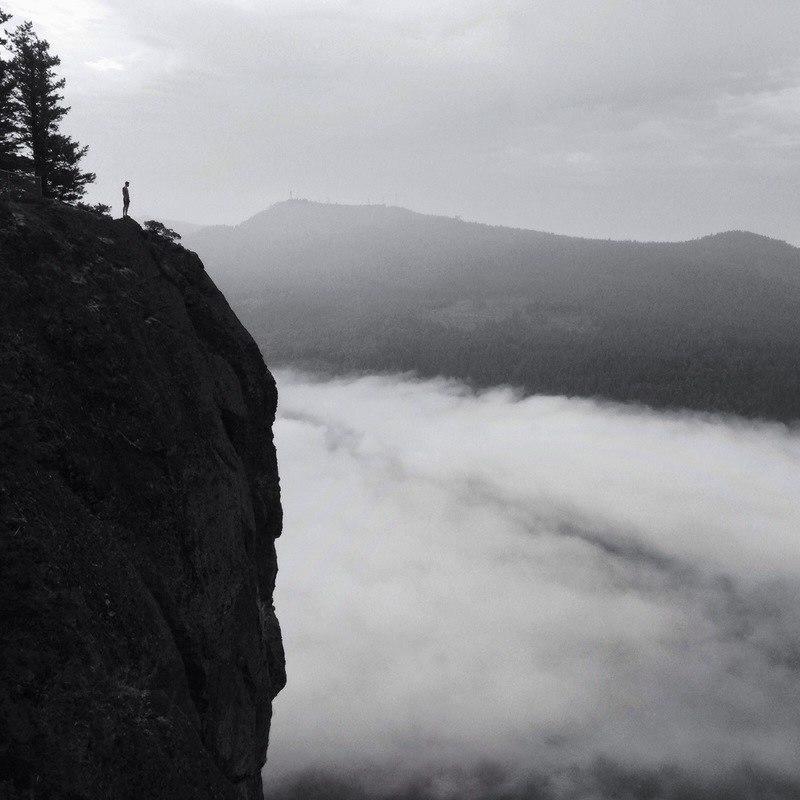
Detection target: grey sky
<box><xmin>6</xmin><ymin>0</ymin><xmax>800</xmax><ymax>241</ymax></box>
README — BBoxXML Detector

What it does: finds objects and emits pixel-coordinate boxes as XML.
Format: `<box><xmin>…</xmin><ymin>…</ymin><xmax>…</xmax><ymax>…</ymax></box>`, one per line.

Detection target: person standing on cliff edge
<box><xmin>122</xmin><ymin>181</ymin><xmax>130</xmax><ymax>217</ymax></box>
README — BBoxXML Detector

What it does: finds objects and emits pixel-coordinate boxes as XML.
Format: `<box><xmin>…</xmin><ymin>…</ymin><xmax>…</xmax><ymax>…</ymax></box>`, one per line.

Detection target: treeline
<box><xmin>240</xmin><ymin>299</ymin><xmax>800</xmax><ymax>422</ymax></box>
<box><xmin>0</xmin><ymin>6</ymin><xmax>93</xmax><ymax>201</ymax></box>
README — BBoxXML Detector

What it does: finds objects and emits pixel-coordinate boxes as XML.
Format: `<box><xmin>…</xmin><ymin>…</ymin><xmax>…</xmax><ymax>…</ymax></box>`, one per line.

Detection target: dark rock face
<box><xmin>0</xmin><ymin>202</ymin><xmax>285</xmax><ymax>800</ymax></box>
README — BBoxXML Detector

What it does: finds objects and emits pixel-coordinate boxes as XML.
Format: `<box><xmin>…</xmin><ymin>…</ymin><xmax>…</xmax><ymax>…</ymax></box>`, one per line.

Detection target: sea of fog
<box><xmin>263</xmin><ymin>369</ymin><xmax>800</xmax><ymax>800</ymax></box>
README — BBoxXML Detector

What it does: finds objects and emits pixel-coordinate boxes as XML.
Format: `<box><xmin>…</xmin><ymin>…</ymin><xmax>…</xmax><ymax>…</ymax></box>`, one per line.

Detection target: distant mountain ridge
<box><xmin>185</xmin><ymin>200</ymin><xmax>800</xmax><ymax>420</ymax></box>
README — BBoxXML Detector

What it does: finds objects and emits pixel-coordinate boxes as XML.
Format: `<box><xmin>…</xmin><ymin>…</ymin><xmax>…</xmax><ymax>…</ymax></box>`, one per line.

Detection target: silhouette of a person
<box><xmin>122</xmin><ymin>181</ymin><xmax>130</xmax><ymax>217</ymax></box>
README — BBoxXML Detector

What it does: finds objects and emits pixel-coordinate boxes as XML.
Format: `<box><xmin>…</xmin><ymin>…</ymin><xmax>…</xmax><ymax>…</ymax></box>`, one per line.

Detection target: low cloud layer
<box><xmin>264</xmin><ymin>370</ymin><xmax>800</xmax><ymax>799</ymax></box>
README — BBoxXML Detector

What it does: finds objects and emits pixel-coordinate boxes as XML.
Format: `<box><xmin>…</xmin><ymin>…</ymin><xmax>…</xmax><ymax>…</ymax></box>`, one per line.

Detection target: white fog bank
<box><xmin>264</xmin><ymin>370</ymin><xmax>800</xmax><ymax>798</ymax></box>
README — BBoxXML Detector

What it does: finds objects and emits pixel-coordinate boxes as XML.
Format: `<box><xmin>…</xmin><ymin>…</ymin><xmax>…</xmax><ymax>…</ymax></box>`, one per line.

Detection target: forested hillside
<box><xmin>186</xmin><ymin>200</ymin><xmax>800</xmax><ymax>420</ymax></box>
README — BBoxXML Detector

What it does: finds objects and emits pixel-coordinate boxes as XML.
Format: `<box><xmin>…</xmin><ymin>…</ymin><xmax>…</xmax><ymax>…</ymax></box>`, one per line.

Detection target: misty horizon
<box><xmin>153</xmin><ymin>198</ymin><xmax>800</xmax><ymax>248</ymax></box>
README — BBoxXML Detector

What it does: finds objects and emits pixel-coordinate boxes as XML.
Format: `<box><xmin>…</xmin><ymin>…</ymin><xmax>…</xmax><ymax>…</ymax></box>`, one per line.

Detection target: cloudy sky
<box><xmin>266</xmin><ymin>368</ymin><xmax>800</xmax><ymax>799</ymax></box>
<box><xmin>4</xmin><ymin>0</ymin><xmax>800</xmax><ymax>241</ymax></box>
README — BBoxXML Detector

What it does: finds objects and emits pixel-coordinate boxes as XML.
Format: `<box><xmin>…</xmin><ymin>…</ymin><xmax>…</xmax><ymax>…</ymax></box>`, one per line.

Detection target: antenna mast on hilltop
<box><xmin>289</xmin><ymin>188</ymin><xmax>293</xmax><ymax>200</ymax></box>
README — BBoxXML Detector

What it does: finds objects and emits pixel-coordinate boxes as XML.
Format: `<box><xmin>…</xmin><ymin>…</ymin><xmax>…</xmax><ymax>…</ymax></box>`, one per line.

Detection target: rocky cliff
<box><xmin>0</xmin><ymin>202</ymin><xmax>285</xmax><ymax>799</ymax></box>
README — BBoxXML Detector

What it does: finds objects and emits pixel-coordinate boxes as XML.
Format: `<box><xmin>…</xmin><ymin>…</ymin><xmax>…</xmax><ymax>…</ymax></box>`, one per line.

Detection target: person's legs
<box><xmin>123</xmin><ymin>202</ymin><xmax>129</xmax><ymax>217</ymax></box>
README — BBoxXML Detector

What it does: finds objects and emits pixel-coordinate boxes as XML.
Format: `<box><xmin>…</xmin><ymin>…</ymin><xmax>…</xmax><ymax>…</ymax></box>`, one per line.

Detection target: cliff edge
<box><xmin>0</xmin><ymin>202</ymin><xmax>285</xmax><ymax>799</ymax></box>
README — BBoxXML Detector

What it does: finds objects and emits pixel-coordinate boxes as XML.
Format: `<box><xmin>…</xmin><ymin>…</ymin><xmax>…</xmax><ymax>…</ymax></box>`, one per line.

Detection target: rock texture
<box><xmin>0</xmin><ymin>201</ymin><xmax>285</xmax><ymax>800</ymax></box>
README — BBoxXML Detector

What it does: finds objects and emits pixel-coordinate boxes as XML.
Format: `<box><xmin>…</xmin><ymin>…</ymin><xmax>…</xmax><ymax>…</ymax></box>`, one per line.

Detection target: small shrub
<box><xmin>76</xmin><ymin>202</ymin><xmax>112</xmax><ymax>216</ymax></box>
<box><xmin>143</xmin><ymin>220</ymin><xmax>181</xmax><ymax>243</ymax></box>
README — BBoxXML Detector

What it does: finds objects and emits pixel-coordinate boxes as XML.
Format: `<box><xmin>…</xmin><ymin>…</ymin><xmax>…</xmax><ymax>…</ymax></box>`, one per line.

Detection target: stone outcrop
<box><xmin>0</xmin><ymin>202</ymin><xmax>285</xmax><ymax>799</ymax></box>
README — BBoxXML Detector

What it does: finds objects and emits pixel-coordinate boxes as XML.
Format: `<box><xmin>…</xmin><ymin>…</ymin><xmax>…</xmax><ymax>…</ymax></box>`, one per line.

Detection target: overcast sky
<box><xmin>5</xmin><ymin>0</ymin><xmax>800</xmax><ymax>241</ymax></box>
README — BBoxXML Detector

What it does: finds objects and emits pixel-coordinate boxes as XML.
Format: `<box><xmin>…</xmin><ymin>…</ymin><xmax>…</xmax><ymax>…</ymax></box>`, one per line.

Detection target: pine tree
<box><xmin>10</xmin><ymin>21</ymin><xmax>94</xmax><ymax>199</ymax></box>
<box><xmin>47</xmin><ymin>132</ymin><xmax>94</xmax><ymax>202</ymax></box>
<box><xmin>0</xmin><ymin>6</ymin><xmax>18</xmax><ymax>170</ymax></box>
